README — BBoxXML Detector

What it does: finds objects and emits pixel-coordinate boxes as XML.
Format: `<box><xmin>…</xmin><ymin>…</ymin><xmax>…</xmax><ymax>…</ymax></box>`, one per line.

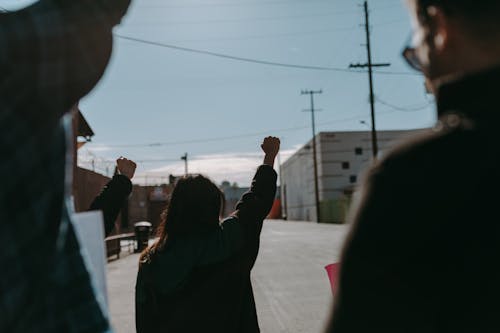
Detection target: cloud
<box><xmin>84</xmin><ymin>145</ymin><xmax>114</xmax><ymax>152</ymax></box>
<box><xmin>76</xmin><ymin>144</ymin><xmax>300</xmax><ymax>186</ymax></box>
<box><xmin>137</xmin><ymin>148</ymin><xmax>299</xmax><ymax>187</ymax></box>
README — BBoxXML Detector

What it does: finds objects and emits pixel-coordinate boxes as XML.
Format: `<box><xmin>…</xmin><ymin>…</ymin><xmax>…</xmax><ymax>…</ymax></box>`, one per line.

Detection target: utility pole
<box><xmin>277</xmin><ymin>145</ymin><xmax>285</xmax><ymax>220</ymax></box>
<box><xmin>277</xmin><ymin>147</ymin><xmax>283</xmax><ymax>191</ymax></box>
<box><xmin>349</xmin><ymin>1</ymin><xmax>390</xmax><ymax>159</ymax></box>
<box><xmin>181</xmin><ymin>153</ymin><xmax>188</xmax><ymax>176</ymax></box>
<box><xmin>301</xmin><ymin>90</ymin><xmax>322</xmax><ymax>223</ymax></box>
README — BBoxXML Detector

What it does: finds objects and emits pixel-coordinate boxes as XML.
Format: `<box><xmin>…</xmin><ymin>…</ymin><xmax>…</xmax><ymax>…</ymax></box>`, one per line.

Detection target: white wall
<box><xmin>282</xmin><ymin>129</ymin><xmax>426</xmax><ymax>222</ymax></box>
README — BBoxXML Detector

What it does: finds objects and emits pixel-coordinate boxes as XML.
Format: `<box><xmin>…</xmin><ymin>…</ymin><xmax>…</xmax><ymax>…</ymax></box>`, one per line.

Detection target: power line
<box><xmin>80</xmin><ymin>153</ymin><xmax>272</xmax><ymax>164</ymax></box>
<box><xmin>79</xmin><ymin>109</ymin><xmax>416</xmax><ymax>172</ymax></box>
<box><xmin>89</xmin><ymin>117</ymin><xmax>345</xmax><ymax>149</ymax></box>
<box><xmin>78</xmin><ymin>155</ymin><xmax>180</xmax><ymax>163</ymax></box>
<box><xmin>372</xmin><ymin>18</ymin><xmax>409</xmax><ymax>27</ymax></box>
<box><xmin>83</xmin><ymin>102</ymin><xmax>425</xmax><ymax>159</ymax></box>
<box><xmin>370</xmin><ymin>3</ymin><xmax>405</xmax><ymax>11</ymax></box>
<box><xmin>138</xmin><ymin>0</ymin><xmax>399</xmax><ymax>10</ymax></box>
<box><xmin>142</xmin><ymin>26</ymin><xmax>359</xmax><ymax>44</ymax></box>
<box><xmin>318</xmin><ymin>112</ymin><xmax>386</xmax><ymax>127</ymax></box>
<box><xmin>115</xmin><ymin>34</ymin><xmax>355</xmax><ymax>72</ymax></box>
<box><xmin>134</xmin><ymin>10</ymin><xmax>362</xmax><ymax>24</ymax></box>
<box><xmin>376</xmin><ymin>97</ymin><xmax>433</xmax><ymax>112</ymax></box>
<box><xmin>115</xmin><ymin>34</ymin><xmax>420</xmax><ymax>76</ymax></box>
<box><xmin>92</xmin><ymin>124</ymin><xmax>311</xmax><ymax>148</ymax></box>
<box><xmin>131</xmin><ymin>4</ymin><xmax>408</xmax><ymax>29</ymax></box>
<box><xmin>138</xmin><ymin>0</ymin><xmax>333</xmax><ymax>8</ymax></box>
<box><xmin>89</xmin><ymin>109</ymin><xmax>407</xmax><ymax>150</ymax></box>
<box><xmin>368</xmin><ymin>70</ymin><xmax>422</xmax><ymax>76</ymax></box>
<box><xmin>137</xmin><ymin>1</ymin><xmax>400</xmax><ymax>13</ymax></box>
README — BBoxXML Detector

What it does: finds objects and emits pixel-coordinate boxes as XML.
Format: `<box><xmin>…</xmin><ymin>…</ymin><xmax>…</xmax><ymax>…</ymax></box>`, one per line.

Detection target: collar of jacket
<box><xmin>436</xmin><ymin>66</ymin><xmax>500</xmax><ymax>121</ymax></box>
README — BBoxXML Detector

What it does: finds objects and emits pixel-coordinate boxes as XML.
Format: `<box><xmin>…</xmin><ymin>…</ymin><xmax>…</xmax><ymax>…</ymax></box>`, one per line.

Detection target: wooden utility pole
<box><xmin>349</xmin><ymin>1</ymin><xmax>390</xmax><ymax>159</ymax></box>
<box><xmin>301</xmin><ymin>89</ymin><xmax>322</xmax><ymax>222</ymax></box>
<box><xmin>181</xmin><ymin>153</ymin><xmax>188</xmax><ymax>176</ymax></box>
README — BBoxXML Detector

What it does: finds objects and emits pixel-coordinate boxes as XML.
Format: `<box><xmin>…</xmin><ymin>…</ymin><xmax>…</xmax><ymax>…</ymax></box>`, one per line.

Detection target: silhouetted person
<box><xmin>327</xmin><ymin>1</ymin><xmax>500</xmax><ymax>332</ymax></box>
<box><xmin>135</xmin><ymin>137</ymin><xmax>280</xmax><ymax>333</ymax></box>
<box><xmin>89</xmin><ymin>157</ymin><xmax>137</xmax><ymax>236</ymax></box>
<box><xmin>0</xmin><ymin>1</ymin><xmax>130</xmax><ymax>332</ymax></box>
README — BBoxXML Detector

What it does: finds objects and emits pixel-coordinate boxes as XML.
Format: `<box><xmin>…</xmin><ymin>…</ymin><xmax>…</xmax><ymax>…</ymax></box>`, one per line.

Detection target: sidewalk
<box><xmin>106</xmin><ymin>220</ymin><xmax>348</xmax><ymax>333</ymax></box>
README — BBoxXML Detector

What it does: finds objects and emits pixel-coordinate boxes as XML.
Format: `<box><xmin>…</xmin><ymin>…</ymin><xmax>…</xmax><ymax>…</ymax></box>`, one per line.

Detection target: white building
<box><xmin>281</xmin><ymin>129</ymin><xmax>426</xmax><ymax>223</ymax></box>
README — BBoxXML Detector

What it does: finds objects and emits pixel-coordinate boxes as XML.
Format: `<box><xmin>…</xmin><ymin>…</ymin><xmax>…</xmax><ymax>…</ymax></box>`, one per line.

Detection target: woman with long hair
<box><xmin>135</xmin><ymin>137</ymin><xmax>280</xmax><ymax>333</ymax></box>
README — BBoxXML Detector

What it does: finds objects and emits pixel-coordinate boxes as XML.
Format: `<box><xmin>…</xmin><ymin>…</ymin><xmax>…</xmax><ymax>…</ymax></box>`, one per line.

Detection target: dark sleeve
<box><xmin>135</xmin><ymin>266</ymin><xmax>156</xmax><ymax>333</ymax></box>
<box><xmin>326</xmin><ymin>164</ymin><xmax>429</xmax><ymax>332</ymax></box>
<box><xmin>89</xmin><ymin>174</ymin><xmax>132</xmax><ymax>237</ymax></box>
<box><xmin>232</xmin><ymin>164</ymin><xmax>277</xmax><ymax>266</ymax></box>
<box><xmin>233</xmin><ymin>165</ymin><xmax>278</xmax><ymax>224</ymax></box>
<box><xmin>199</xmin><ymin>165</ymin><xmax>277</xmax><ymax>267</ymax></box>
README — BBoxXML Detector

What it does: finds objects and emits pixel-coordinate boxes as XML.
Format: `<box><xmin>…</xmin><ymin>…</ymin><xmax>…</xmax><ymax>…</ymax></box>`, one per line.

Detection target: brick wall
<box><xmin>73</xmin><ymin>167</ymin><xmax>125</xmax><ymax>234</ymax></box>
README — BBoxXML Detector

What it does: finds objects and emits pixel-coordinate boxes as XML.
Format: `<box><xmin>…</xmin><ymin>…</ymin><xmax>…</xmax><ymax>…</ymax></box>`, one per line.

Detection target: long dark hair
<box><xmin>140</xmin><ymin>175</ymin><xmax>225</xmax><ymax>265</ymax></box>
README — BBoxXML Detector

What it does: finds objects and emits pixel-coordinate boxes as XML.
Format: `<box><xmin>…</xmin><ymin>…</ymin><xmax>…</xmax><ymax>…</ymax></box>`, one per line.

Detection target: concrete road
<box><xmin>106</xmin><ymin>220</ymin><xmax>349</xmax><ymax>333</ymax></box>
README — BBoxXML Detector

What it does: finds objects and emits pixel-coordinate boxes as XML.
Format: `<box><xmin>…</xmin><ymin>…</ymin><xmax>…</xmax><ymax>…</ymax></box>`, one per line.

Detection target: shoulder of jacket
<box><xmin>367</xmin><ymin>117</ymin><xmax>478</xmax><ymax>182</ymax></box>
<box><xmin>220</xmin><ymin>215</ymin><xmax>238</xmax><ymax>228</ymax></box>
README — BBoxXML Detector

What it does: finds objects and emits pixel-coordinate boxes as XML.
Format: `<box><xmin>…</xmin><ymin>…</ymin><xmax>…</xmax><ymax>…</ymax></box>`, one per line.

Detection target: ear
<box><xmin>426</xmin><ymin>6</ymin><xmax>450</xmax><ymax>53</ymax></box>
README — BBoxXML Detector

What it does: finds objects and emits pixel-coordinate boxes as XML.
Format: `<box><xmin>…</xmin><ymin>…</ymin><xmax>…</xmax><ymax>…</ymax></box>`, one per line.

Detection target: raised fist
<box><xmin>116</xmin><ymin>157</ymin><xmax>137</xmax><ymax>180</ymax></box>
<box><xmin>261</xmin><ymin>136</ymin><xmax>280</xmax><ymax>163</ymax></box>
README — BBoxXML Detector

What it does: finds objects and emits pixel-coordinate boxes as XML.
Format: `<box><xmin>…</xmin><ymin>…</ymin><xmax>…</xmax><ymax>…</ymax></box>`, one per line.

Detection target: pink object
<box><xmin>325</xmin><ymin>263</ymin><xmax>340</xmax><ymax>294</ymax></box>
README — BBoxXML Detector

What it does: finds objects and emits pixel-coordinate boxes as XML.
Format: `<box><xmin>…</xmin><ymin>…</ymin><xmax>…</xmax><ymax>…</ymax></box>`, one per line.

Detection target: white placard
<box><xmin>72</xmin><ymin>211</ymin><xmax>109</xmax><ymax>312</ymax></box>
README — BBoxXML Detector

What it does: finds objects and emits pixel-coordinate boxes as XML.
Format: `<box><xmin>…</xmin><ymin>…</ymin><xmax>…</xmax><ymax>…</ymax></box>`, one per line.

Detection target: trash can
<box><xmin>134</xmin><ymin>221</ymin><xmax>152</xmax><ymax>253</ymax></box>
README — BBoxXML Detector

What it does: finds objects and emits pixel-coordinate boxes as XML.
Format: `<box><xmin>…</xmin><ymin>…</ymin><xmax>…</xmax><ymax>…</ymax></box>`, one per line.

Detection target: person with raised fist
<box><xmin>136</xmin><ymin>137</ymin><xmax>280</xmax><ymax>333</ymax></box>
<box><xmin>89</xmin><ymin>157</ymin><xmax>137</xmax><ymax>236</ymax></box>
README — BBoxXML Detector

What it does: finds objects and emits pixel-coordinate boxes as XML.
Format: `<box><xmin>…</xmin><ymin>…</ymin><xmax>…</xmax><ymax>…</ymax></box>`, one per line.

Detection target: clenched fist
<box><xmin>261</xmin><ymin>136</ymin><xmax>280</xmax><ymax>167</ymax></box>
<box><xmin>116</xmin><ymin>157</ymin><xmax>137</xmax><ymax>180</ymax></box>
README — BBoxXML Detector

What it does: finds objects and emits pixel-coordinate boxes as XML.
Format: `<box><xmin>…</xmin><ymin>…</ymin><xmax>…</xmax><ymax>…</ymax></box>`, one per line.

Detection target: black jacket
<box><xmin>327</xmin><ymin>67</ymin><xmax>500</xmax><ymax>333</ymax></box>
<box><xmin>135</xmin><ymin>165</ymin><xmax>277</xmax><ymax>333</ymax></box>
<box><xmin>88</xmin><ymin>174</ymin><xmax>133</xmax><ymax>237</ymax></box>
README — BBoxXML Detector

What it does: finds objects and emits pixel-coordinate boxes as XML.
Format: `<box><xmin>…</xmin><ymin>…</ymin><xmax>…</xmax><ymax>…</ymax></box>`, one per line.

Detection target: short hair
<box><xmin>415</xmin><ymin>0</ymin><xmax>500</xmax><ymax>36</ymax></box>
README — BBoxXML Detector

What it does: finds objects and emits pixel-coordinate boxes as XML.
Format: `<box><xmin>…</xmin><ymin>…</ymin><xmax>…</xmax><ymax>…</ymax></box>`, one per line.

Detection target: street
<box><xmin>107</xmin><ymin>220</ymin><xmax>349</xmax><ymax>333</ymax></box>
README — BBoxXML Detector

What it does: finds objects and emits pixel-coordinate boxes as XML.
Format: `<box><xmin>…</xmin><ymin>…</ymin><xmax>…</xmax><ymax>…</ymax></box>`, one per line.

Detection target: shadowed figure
<box><xmin>0</xmin><ymin>1</ymin><xmax>130</xmax><ymax>332</ymax></box>
<box><xmin>327</xmin><ymin>0</ymin><xmax>500</xmax><ymax>332</ymax></box>
<box><xmin>135</xmin><ymin>137</ymin><xmax>280</xmax><ymax>333</ymax></box>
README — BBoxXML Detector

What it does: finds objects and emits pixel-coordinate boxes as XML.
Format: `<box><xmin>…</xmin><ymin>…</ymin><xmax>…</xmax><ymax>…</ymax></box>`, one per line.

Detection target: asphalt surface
<box><xmin>106</xmin><ymin>220</ymin><xmax>349</xmax><ymax>333</ymax></box>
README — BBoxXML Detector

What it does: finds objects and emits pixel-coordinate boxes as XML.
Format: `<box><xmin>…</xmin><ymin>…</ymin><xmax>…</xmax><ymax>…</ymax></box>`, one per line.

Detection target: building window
<box><xmin>342</xmin><ymin>162</ymin><xmax>350</xmax><ymax>170</ymax></box>
<box><xmin>350</xmin><ymin>175</ymin><xmax>357</xmax><ymax>184</ymax></box>
<box><xmin>355</xmin><ymin>147</ymin><xmax>363</xmax><ymax>155</ymax></box>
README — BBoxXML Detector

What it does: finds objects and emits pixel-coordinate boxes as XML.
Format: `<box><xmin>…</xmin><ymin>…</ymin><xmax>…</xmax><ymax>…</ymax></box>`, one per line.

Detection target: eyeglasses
<box><xmin>401</xmin><ymin>33</ymin><xmax>423</xmax><ymax>72</ymax></box>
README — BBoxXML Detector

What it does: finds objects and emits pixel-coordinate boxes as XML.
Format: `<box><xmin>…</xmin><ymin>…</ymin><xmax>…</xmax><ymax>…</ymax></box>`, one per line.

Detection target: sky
<box><xmin>2</xmin><ymin>0</ymin><xmax>436</xmax><ymax>186</ymax></box>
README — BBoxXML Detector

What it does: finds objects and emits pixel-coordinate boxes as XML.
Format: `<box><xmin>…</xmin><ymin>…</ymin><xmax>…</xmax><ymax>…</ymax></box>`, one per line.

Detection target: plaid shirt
<box><xmin>0</xmin><ymin>1</ymin><xmax>130</xmax><ymax>332</ymax></box>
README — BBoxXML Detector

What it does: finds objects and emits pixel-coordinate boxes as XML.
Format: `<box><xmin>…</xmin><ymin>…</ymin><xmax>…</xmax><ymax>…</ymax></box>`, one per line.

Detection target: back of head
<box><xmin>140</xmin><ymin>175</ymin><xmax>224</xmax><ymax>264</ymax></box>
<box><xmin>91</xmin><ymin>0</ymin><xmax>132</xmax><ymax>27</ymax></box>
<box><xmin>414</xmin><ymin>0</ymin><xmax>500</xmax><ymax>39</ymax></box>
<box><xmin>46</xmin><ymin>0</ymin><xmax>131</xmax><ymax>27</ymax></box>
<box><xmin>164</xmin><ymin>175</ymin><xmax>224</xmax><ymax>236</ymax></box>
